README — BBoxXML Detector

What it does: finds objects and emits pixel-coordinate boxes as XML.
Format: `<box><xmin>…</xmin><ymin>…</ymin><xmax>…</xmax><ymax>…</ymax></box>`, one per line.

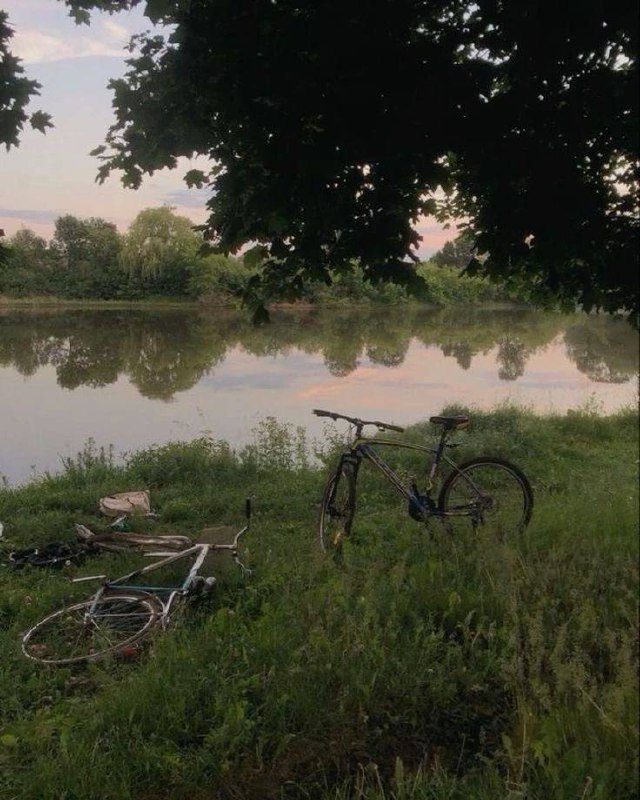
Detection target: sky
<box><xmin>0</xmin><ymin>0</ymin><xmax>453</xmax><ymax>255</ymax></box>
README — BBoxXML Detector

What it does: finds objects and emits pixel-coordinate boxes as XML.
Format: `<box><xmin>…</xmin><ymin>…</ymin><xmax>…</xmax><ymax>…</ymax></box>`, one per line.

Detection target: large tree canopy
<box><xmin>5</xmin><ymin>1</ymin><xmax>640</xmax><ymax>313</ymax></box>
<box><xmin>0</xmin><ymin>11</ymin><xmax>51</xmax><ymax>147</ymax></box>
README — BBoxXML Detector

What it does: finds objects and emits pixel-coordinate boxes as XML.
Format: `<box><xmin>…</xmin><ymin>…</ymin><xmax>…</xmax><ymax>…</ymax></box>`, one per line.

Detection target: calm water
<box><xmin>1</xmin><ymin>306</ymin><xmax>637</xmax><ymax>484</ymax></box>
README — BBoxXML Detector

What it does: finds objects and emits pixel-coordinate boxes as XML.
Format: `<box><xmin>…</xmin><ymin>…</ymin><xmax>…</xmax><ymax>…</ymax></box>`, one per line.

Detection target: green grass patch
<box><xmin>0</xmin><ymin>408</ymin><xmax>637</xmax><ymax>799</ymax></box>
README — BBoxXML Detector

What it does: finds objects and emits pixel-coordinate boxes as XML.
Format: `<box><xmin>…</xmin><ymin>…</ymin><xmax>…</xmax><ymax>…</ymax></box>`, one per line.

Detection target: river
<box><xmin>0</xmin><ymin>306</ymin><xmax>637</xmax><ymax>484</ymax></box>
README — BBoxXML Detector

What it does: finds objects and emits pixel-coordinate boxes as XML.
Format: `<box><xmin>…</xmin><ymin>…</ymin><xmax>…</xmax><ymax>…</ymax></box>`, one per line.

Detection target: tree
<box><xmin>120</xmin><ymin>206</ymin><xmax>202</xmax><ymax>295</ymax></box>
<box><xmin>51</xmin><ymin>215</ymin><xmax>123</xmax><ymax>297</ymax></box>
<box><xmin>0</xmin><ymin>11</ymin><xmax>52</xmax><ymax>148</ymax></box>
<box><xmin>0</xmin><ymin>11</ymin><xmax>52</xmax><ymax>264</ymax></box>
<box><xmin>431</xmin><ymin>231</ymin><xmax>476</xmax><ymax>270</ymax></box>
<box><xmin>3</xmin><ymin>1</ymin><xmax>639</xmax><ymax>314</ymax></box>
<box><xmin>121</xmin><ymin>206</ymin><xmax>200</xmax><ymax>276</ymax></box>
<box><xmin>1</xmin><ymin>229</ymin><xmax>54</xmax><ymax>295</ymax></box>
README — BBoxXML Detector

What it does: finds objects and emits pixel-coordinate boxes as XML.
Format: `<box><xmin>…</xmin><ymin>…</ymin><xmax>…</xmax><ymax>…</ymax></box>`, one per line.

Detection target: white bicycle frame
<box><xmin>74</xmin><ymin>506</ymin><xmax>251</xmax><ymax>625</ymax></box>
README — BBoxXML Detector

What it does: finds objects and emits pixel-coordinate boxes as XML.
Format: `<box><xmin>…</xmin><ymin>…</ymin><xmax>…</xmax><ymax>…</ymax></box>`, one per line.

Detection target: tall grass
<box><xmin>0</xmin><ymin>407</ymin><xmax>637</xmax><ymax>799</ymax></box>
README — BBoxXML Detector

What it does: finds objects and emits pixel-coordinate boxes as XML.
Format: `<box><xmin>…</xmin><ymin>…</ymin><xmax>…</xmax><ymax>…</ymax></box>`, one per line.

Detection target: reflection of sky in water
<box><xmin>1</xmin><ymin>323</ymin><xmax>637</xmax><ymax>485</ymax></box>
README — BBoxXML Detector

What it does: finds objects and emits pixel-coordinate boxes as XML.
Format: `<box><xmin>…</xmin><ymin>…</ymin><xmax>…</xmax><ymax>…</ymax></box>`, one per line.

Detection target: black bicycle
<box><xmin>314</xmin><ymin>409</ymin><xmax>533</xmax><ymax>555</ymax></box>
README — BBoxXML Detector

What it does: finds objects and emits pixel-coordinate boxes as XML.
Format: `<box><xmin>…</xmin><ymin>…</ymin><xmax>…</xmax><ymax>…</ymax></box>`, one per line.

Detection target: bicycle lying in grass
<box><xmin>314</xmin><ymin>409</ymin><xmax>533</xmax><ymax>555</ymax></box>
<box><xmin>22</xmin><ymin>500</ymin><xmax>253</xmax><ymax>666</ymax></box>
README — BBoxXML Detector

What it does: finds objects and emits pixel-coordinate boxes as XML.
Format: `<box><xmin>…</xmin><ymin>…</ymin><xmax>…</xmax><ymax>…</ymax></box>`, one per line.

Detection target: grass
<box><xmin>0</xmin><ymin>407</ymin><xmax>637</xmax><ymax>799</ymax></box>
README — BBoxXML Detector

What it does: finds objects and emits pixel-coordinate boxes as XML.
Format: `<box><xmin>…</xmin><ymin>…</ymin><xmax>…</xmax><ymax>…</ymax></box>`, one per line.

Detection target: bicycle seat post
<box><xmin>428</xmin><ymin>426</ymin><xmax>450</xmax><ymax>484</ymax></box>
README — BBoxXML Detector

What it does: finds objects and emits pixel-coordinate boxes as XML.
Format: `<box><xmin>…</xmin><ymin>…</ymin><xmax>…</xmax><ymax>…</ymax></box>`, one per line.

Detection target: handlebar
<box><xmin>229</xmin><ymin>496</ymin><xmax>252</xmax><ymax>548</ymax></box>
<box><xmin>313</xmin><ymin>408</ymin><xmax>404</xmax><ymax>433</ymax></box>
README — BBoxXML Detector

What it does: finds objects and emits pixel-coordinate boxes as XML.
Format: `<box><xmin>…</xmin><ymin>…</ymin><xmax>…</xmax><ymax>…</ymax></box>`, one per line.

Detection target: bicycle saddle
<box><xmin>429</xmin><ymin>415</ymin><xmax>469</xmax><ymax>430</ymax></box>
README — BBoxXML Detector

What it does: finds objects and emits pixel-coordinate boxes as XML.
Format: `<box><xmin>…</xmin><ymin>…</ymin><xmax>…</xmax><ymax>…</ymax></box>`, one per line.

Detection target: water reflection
<box><xmin>0</xmin><ymin>307</ymin><xmax>637</xmax><ymax>400</ymax></box>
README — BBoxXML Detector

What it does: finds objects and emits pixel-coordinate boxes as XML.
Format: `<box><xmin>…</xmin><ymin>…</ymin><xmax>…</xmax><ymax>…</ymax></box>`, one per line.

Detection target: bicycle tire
<box><xmin>438</xmin><ymin>456</ymin><xmax>533</xmax><ymax>534</ymax></box>
<box><xmin>9</xmin><ymin>542</ymin><xmax>90</xmax><ymax>569</ymax></box>
<box><xmin>318</xmin><ymin>463</ymin><xmax>356</xmax><ymax>557</ymax></box>
<box><xmin>22</xmin><ymin>590</ymin><xmax>162</xmax><ymax>666</ymax></box>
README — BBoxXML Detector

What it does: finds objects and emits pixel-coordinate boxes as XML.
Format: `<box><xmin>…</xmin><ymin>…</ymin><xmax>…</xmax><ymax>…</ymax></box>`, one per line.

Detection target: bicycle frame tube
<box><xmin>350</xmin><ymin>437</ymin><xmax>466</xmax><ymax>514</ymax></box>
<box><xmin>356</xmin><ymin>442</ymin><xmax>418</xmax><ymax>500</ymax></box>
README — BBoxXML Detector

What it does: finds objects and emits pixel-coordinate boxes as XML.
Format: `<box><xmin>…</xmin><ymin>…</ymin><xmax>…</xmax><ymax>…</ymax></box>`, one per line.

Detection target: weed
<box><xmin>0</xmin><ymin>406</ymin><xmax>637</xmax><ymax>799</ymax></box>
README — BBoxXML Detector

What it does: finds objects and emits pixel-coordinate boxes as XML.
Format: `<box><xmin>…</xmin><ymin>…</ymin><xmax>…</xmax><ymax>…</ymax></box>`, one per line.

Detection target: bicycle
<box><xmin>21</xmin><ymin>499</ymin><xmax>253</xmax><ymax>666</ymax></box>
<box><xmin>313</xmin><ymin>409</ymin><xmax>533</xmax><ymax>555</ymax></box>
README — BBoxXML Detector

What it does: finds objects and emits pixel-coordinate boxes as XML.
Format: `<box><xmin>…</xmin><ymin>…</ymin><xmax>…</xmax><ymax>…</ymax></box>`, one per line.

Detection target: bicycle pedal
<box><xmin>190</xmin><ymin>576</ymin><xmax>216</xmax><ymax>594</ymax></box>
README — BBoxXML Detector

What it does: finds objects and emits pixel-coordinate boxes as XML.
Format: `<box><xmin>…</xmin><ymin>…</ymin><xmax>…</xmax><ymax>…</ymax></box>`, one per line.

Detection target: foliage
<box><xmin>417</xmin><ymin>262</ymin><xmax>525</xmax><ymax>306</ymax></box>
<box><xmin>186</xmin><ymin>252</ymin><xmax>253</xmax><ymax>302</ymax></box>
<box><xmin>50</xmin><ymin>215</ymin><xmax>124</xmax><ymax>298</ymax></box>
<box><xmin>45</xmin><ymin>0</ymin><xmax>639</xmax><ymax>317</ymax></box>
<box><xmin>0</xmin><ymin>209</ymin><xmax>204</xmax><ymax>301</ymax></box>
<box><xmin>430</xmin><ymin>231</ymin><xmax>475</xmax><ymax>270</ymax></box>
<box><xmin>0</xmin><ymin>406</ymin><xmax>637</xmax><ymax>798</ymax></box>
<box><xmin>0</xmin><ymin>229</ymin><xmax>53</xmax><ymax>296</ymax></box>
<box><xmin>0</xmin><ymin>215</ymin><xmax>533</xmax><ymax>306</ymax></box>
<box><xmin>0</xmin><ymin>11</ymin><xmax>52</xmax><ymax>148</ymax></box>
<box><xmin>120</xmin><ymin>206</ymin><xmax>201</xmax><ymax>295</ymax></box>
<box><xmin>1</xmin><ymin>307</ymin><xmax>637</xmax><ymax>400</ymax></box>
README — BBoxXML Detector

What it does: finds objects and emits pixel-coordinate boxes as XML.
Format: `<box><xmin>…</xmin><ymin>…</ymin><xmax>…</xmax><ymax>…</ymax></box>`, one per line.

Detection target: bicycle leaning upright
<box><xmin>313</xmin><ymin>409</ymin><xmax>533</xmax><ymax>556</ymax></box>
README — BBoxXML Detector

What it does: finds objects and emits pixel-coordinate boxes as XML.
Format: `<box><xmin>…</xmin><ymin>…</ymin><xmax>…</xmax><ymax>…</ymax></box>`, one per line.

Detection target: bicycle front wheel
<box><xmin>22</xmin><ymin>590</ymin><xmax>161</xmax><ymax>666</ymax></box>
<box><xmin>438</xmin><ymin>457</ymin><xmax>533</xmax><ymax>535</ymax></box>
<box><xmin>318</xmin><ymin>463</ymin><xmax>356</xmax><ymax>557</ymax></box>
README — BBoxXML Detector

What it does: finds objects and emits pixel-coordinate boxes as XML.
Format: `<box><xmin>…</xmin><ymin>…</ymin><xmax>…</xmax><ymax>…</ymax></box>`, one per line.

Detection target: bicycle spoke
<box><xmin>23</xmin><ymin>593</ymin><xmax>159</xmax><ymax>665</ymax></box>
<box><xmin>318</xmin><ymin>465</ymin><xmax>355</xmax><ymax>558</ymax></box>
<box><xmin>440</xmin><ymin>458</ymin><xmax>532</xmax><ymax>535</ymax></box>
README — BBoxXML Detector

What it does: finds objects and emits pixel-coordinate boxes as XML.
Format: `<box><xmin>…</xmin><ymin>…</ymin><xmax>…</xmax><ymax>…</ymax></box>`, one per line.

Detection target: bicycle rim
<box><xmin>22</xmin><ymin>591</ymin><xmax>161</xmax><ymax>665</ymax></box>
<box><xmin>318</xmin><ymin>466</ymin><xmax>355</xmax><ymax>556</ymax></box>
<box><xmin>439</xmin><ymin>457</ymin><xmax>533</xmax><ymax>534</ymax></box>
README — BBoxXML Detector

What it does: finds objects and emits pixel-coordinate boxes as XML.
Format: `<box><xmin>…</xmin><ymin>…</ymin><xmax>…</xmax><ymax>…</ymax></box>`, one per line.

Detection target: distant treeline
<box><xmin>0</xmin><ymin>208</ymin><xmax>526</xmax><ymax>306</ymax></box>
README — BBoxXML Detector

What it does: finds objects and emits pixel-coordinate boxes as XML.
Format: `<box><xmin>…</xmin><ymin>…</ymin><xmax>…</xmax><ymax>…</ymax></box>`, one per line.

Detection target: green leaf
<box><xmin>69</xmin><ymin>8</ymin><xmax>91</xmax><ymax>26</ymax></box>
<box><xmin>29</xmin><ymin>111</ymin><xmax>53</xmax><ymax>133</ymax></box>
<box><xmin>243</xmin><ymin>245</ymin><xmax>268</xmax><ymax>269</ymax></box>
<box><xmin>144</xmin><ymin>0</ymin><xmax>176</xmax><ymax>24</ymax></box>
<box><xmin>0</xmin><ymin>733</ymin><xmax>18</xmax><ymax>747</ymax></box>
<box><xmin>184</xmin><ymin>169</ymin><xmax>207</xmax><ymax>189</ymax></box>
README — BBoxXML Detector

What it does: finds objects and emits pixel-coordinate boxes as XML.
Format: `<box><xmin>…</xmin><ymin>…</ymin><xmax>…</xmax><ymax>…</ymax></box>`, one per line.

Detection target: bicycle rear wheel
<box><xmin>438</xmin><ymin>457</ymin><xmax>533</xmax><ymax>535</ymax></box>
<box><xmin>318</xmin><ymin>463</ymin><xmax>356</xmax><ymax>557</ymax></box>
<box><xmin>22</xmin><ymin>590</ymin><xmax>162</xmax><ymax>666</ymax></box>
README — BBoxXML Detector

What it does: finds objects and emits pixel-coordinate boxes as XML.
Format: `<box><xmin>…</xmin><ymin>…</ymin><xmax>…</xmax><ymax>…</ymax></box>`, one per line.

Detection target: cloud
<box><xmin>12</xmin><ymin>28</ymin><xmax>125</xmax><ymax>64</ymax></box>
<box><xmin>162</xmin><ymin>188</ymin><xmax>211</xmax><ymax>209</ymax></box>
<box><xmin>102</xmin><ymin>19</ymin><xmax>130</xmax><ymax>42</ymax></box>
<box><xmin>0</xmin><ymin>208</ymin><xmax>63</xmax><ymax>223</ymax></box>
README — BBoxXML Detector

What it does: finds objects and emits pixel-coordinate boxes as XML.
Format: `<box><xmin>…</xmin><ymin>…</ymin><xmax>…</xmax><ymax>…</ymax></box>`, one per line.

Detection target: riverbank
<box><xmin>0</xmin><ymin>406</ymin><xmax>637</xmax><ymax>798</ymax></box>
<box><xmin>0</xmin><ymin>261</ymin><xmax>533</xmax><ymax>309</ymax></box>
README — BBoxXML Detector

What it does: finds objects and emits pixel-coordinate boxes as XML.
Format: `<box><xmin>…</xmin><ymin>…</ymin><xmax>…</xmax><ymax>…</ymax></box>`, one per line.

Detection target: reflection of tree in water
<box><xmin>564</xmin><ymin>319</ymin><xmax>639</xmax><ymax>384</ymax></box>
<box><xmin>365</xmin><ymin>323</ymin><xmax>411</xmax><ymax>367</ymax></box>
<box><xmin>440</xmin><ymin>342</ymin><xmax>473</xmax><ymax>370</ymax></box>
<box><xmin>124</xmin><ymin>314</ymin><xmax>228</xmax><ymax>400</ymax></box>
<box><xmin>53</xmin><ymin>315</ymin><xmax>123</xmax><ymax>389</ymax></box>
<box><xmin>0</xmin><ymin>313</ymin><xmax>64</xmax><ymax>376</ymax></box>
<box><xmin>496</xmin><ymin>337</ymin><xmax>529</xmax><ymax>381</ymax></box>
<box><xmin>365</xmin><ymin>343</ymin><xmax>406</xmax><ymax>367</ymax></box>
<box><xmin>1</xmin><ymin>307</ymin><xmax>637</xmax><ymax>399</ymax></box>
<box><xmin>56</xmin><ymin>338</ymin><xmax>121</xmax><ymax>389</ymax></box>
